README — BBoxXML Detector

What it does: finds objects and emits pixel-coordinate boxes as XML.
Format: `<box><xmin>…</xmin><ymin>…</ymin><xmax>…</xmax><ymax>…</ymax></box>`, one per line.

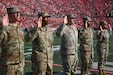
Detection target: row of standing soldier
<box><xmin>0</xmin><ymin>6</ymin><xmax>110</xmax><ymax>75</ymax></box>
<box><xmin>56</xmin><ymin>14</ymin><xmax>110</xmax><ymax>75</ymax></box>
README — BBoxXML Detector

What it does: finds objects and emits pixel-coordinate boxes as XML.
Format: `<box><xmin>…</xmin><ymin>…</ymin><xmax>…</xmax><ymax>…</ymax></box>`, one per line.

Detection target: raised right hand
<box><xmin>37</xmin><ymin>16</ymin><xmax>42</xmax><ymax>28</ymax></box>
<box><xmin>2</xmin><ymin>14</ymin><xmax>9</xmax><ymax>26</ymax></box>
<box><xmin>63</xmin><ymin>16</ymin><xmax>68</xmax><ymax>24</ymax></box>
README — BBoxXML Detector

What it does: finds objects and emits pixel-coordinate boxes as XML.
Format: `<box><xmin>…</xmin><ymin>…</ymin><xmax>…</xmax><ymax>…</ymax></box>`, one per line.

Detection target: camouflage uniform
<box><xmin>0</xmin><ymin>20</ymin><xmax>2</xmax><ymax>29</ymax></box>
<box><xmin>79</xmin><ymin>27</ymin><xmax>93</xmax><ymax>75</ymax></box>
<box><xmin>96</xmin><ymin>30</ymin><xmax>109</xmax><ymax>75</ymax></box>
<box><xmin>56</xmin><ymin>24</ymin><xmax>78</xmax><ymax>75</ymax></box>
<box><xmin>0</xmin><ymin>23</ymin><xmax>25</xmax><ymax>75</ymax></box>
<box><xmin>26</xmin><ymin>26</ymin><xmax>54</xmax><ymax>75</ymax></box>
<box><xmin>0</xmin><ymin>21</ymin><xmax>2</xmax><ymax>58</ymax></box>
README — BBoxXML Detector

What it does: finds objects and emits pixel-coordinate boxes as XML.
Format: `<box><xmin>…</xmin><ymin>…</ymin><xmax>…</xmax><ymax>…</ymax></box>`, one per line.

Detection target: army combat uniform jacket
<box><xmin>56</xmin><ymin>24</ymin><xmax>78</xmax><ymax>55</ymax></box>
<box><xmin>96</xmin><ymin>30</ymin><xmax>109</xmax><ymax>70</ymax></box>
<box><xmin>26</xmin><ymin>26</ymin><xmax>54</xmax><ymax>63</ymax></box>
<box><xmin>78</xmin><ymin>27</ymin><xmax>94</xmax><ymax>75</ymax></box>
<box><xmin>79</xmin><ymin>27</ymin><xmax>93</xmax><ymax>51</ymax></box>
<box><xmin>56</xmin><ymin>24</ymin><xmax>78</xmax><ymax>75</ymax></box>
<box><xmin>0</xmin><ymin>23</ymin><xmax>24</xmax><ymax>65</ymax></box>
<box><xmin>26</xmin><ymin>26</ymin><xmax>54</xmax><ymax>75</ymax></box>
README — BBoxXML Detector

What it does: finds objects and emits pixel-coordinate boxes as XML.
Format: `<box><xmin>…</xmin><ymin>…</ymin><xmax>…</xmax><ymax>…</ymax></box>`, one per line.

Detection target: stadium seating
<box><xmin>0</xmin><ymin>0</ymin><xmax>112</xmax><ymax>29</ymax></box>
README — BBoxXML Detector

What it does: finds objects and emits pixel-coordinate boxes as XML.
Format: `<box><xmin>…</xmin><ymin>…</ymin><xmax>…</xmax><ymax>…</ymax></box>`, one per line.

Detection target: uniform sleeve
<box><xmin>78</xmin><ymin>28</ymin><xmax>85</xmax><ymax>39</ymax></box>
<box><xmin>75</xmin><ymin>30</ymin><xmax>78</xmax><ymax>51</ymax></box>
<box><xmin>56</xmin><ymin>24</ymin><xmax>66</xmax><ymax>37</ymax></box>
<box><xmin>51</xmin><ymin>32</ymin><xmax>54</xmax><ymax>47</ymax></box>
<box><xmin>91</xmin><ymin>30</ymin><xmax>94</xmax><ymax>59</ymax></box>
<box><xmin>25</xmin><ymin>28</ymin><xmax>38</xmax><ymax>42</ymax></box>
<box><xmin>108</xmin><ymin>25</ymin><xmax>112</xmax><ymax>35</ymax></box>
<box><xmin>96</xmin><ymin>30</ymin><xmax>103</xmax><ymax>42</ymax></box>
<box><xmin>0</xmin><ymin>28</ymin><xmax>5</xmax><ymax>59</ymax></box>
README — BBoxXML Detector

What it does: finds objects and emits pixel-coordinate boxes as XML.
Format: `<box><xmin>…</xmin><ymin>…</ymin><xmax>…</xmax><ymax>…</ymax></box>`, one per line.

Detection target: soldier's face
<box><xmin>67</xmin><ymin>18</ymin><xmax>74</xmax><ymax>25</ymax></box>
<box><xmin>102</xmin><ymin>24</ymin><xmax>108</xmax><ymax>29</ymax></box>
<box><xmin>42</xmin><ymin>17</ymin><xmax>48</xmax><ymax>25</ymax></box>
<box><xmin>86</xmin><ymin>21</ymin><xmax>91</xmax><ymax>27</ymax></box>
<box><xmin>9</xmin><ymin>12</ymin><xmax>20</xmax><ymax>22</ymax></box>
<box><xmin>13</xmin><ymin>12</ymin><xmax>20</xmax><ymax>21</ymax></box>
<box><xmin>16</xmin><ymin>12</ymin><xmax>20</xmax><ymax>21</ymax></box>
<box><xmin>87</xmin><ymin>21</ymin><xmax>91</xmax><ymax>24</ymax></box>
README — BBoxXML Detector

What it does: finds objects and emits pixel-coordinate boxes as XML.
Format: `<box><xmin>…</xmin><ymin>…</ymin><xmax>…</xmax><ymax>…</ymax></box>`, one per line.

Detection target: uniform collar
<box><xmin>40</xmin><ymin>25</ymin><xmax>48</xmax><ymax>32</ymax></box>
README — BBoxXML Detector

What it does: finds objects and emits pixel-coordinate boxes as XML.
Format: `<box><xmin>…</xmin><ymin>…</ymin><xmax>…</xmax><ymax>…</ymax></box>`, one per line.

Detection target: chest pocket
<box><xmin>7</xmin><ymin>28</ymin><xmax>18</xmax><ymax>41</ymax></box>
<box><xmin>64</xmin><ymin>29</ymin><xmax>73</xmax><ymax>38</ymax></box>
<box><xmin>83</xmin><ymin>30</ymin><xmax>91</xmax><ymax>39</ymax></box>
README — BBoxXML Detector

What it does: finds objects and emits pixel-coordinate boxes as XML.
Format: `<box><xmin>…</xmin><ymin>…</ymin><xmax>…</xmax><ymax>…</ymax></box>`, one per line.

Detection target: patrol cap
<box><xmin>7</xmin><ymin>6</ymin><xmax>20</xmax><ymax>13</ymax></box>
<box><xmin>100</xmin><ymin>21</ymin><xmax>107</xmax><ymax>25</ymax></box>
<box><xmin>41</xmin><ymin>12</ymin><xmax>50</xmax><ymax>18</ymax></box>
<box><xmin>67</xmin><ymin>13</ymin><xmax>76</xmax><ymax>19</ymax></box>
<box><xmin>83</xmin><ymin>16</ymin><xmax>92</xmax><ymax>21</ymax></box>
<box><xmin>42</xmin><ymin>13</ymin><xmax>50</xmax><ymax>17</ymax></box>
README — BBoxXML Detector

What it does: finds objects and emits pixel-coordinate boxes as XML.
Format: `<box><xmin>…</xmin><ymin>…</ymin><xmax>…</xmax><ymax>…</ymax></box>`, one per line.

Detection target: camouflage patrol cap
<box><xmin>83</xmin><ymin>17</ymin><xmax>92</xmax><ymax>21</ymax></box>
<box><xmin>37</xmin><ymin>12</ymin><xmax>50</xmax><ymax>17</ymax></box>
<box><xmin>41</xmin><ymin>12</ymin><xmax>50</xmax><ymax>18</ymax></box>
<box><xmin>67</xmin><ymin>13</ymin><xmax>76</xmax><ymax>19</ymax></box>
<box><xmin>7</xmin><ymin>6</ymin><xmax>20</xmax><ymax>13</ymax></box>
<box><xmin>100</xmin><ymin>21</ymin><xmax>107</xmax><ymax>25</ymax></box>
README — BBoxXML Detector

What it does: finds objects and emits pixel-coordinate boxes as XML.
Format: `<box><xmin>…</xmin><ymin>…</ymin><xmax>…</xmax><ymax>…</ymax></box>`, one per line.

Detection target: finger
<box><xmin>64</xmin><ymin>16</ymin><xmax>67</xmax><ymax>21</ymax></box>
<box><xmin>38</xmin><ymin>16</ymin><xmax>42</xmax><ymax>21</ymax></box>
<box><xmin>2</xmin><ymin>14</ymin><xmax>9</xmax><ymax>26</ymax></box>
<box><xmin>37</xmin><ymin>20</ymin><xmax>42</xmax><ymax>28</ymax></box>
<box><xmin>108</xmin><ymin>24</ymin><xmax>111</xmax><ymax>27</ymax></box>
<box><xmin>85</xmin><ymin>20</ymin><xmax>88</xmax><ymax>27</ymax></box>
<box><xmin>64</xmin><ymin>16</ymin><xmax>68</xmax><ymax>24</ymax></box>
<box><xmin>100</xmin><ymin>26</ymin><xmax>103</xmax><ymax>31</ymax></box>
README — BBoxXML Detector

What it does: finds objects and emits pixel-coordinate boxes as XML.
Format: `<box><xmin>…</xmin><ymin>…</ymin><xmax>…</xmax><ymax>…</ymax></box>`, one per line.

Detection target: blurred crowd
<box><xmin>0</xmin><ymin>0</ymin><xmax>113</xmax><ymax>29</ymax></box>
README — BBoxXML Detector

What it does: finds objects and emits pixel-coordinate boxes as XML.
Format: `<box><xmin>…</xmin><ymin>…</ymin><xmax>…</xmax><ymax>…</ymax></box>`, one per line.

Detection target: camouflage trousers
<box><xmin>80</xmin><ymin>51</ymin><xmax>93</xmax><ymax>75</ymax></box>
<box><xmin>32</xmin><ymin>61</ymin><xmax>53</xmax><ymax>75</ymax></box>
<box><xmin>97</xmin><ymin>47</ymin><xmax>108</xmax><ymax>71</ymax></box>
<box><xmin>61</xmin><ymin>54</ymin><xmax>78</xmax><ymax>75</ymax></box>
<box><xmin>0</xmin><ymin>63</ymin><xmax>24</xmax><ymax>75</ymax></box>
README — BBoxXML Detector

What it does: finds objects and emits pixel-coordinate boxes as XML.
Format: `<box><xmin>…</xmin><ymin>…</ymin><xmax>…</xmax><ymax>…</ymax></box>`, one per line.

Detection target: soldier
<box><xmin>26</xmin><ymin>12</ymin><xmax>54</xmax><ymax>75</ymax></box>
<box><xmin>56</xmin><ymin>14</ymin><xmax>78</xmax><ymax>75</ymax></box>
<box><xmin>78</xmin><ymin>17</ymin><xmax>94</xmax><ymax>75</ymax></box>
<box><xmin>0</xmin><ymin>6</ymin><xmax>25</xmax><ymax>75</ymax></box>
<box><xmin>96</xmin><ymin>21</ymin><xmax>109</xmax><ymax>75</ymax></box>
